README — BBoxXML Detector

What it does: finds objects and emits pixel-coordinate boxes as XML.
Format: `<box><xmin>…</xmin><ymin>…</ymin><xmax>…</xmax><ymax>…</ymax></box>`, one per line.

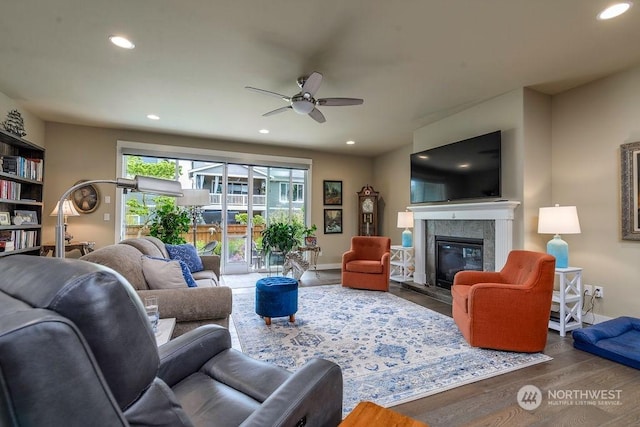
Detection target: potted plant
<box><xmin>302</xmin><ymin>224</ymin><xmax>318</xmax><ymax>247</ymax></box>
<box><xmin>148</xmin><ymin>199</ymin><xmax>191</xmax><ymax>244</ymax></box>
<box><xmin>261</xmin><ymin>221</ymin><xmax>304</xmax><ymax>265</ymax></box>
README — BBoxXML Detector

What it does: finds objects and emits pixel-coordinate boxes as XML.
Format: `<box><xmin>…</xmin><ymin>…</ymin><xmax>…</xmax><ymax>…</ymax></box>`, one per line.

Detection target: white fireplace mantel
<box><xmin>409</xmin><ymin>201</ymin><xmax>521</xmax><ymax>285</ymax></box>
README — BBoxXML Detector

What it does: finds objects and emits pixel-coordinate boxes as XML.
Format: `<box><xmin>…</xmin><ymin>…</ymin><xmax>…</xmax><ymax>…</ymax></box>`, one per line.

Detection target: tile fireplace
<box><xmin>409</xmin><ymin>201</ymin><xmax>520</xmax><ymax>286</ymax></box>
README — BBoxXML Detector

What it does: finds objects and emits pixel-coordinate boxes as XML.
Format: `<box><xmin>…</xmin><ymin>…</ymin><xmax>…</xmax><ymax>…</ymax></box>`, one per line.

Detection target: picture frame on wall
<box><xmin>72</xmin><ymin>181</ymin><xmax>100</xmax><ymax>214</ymax></box>
<box><xmin>323</xmin><ymin>180</ymin><xmax>342</xmax><ymax>205</ymax></box>
<box><xmin>620</xmin><ymin>141</ymin><xmax>640</xmax><ymax>240</ymax></box>
<box><xmin>324</xmin><ymin>208</ymin><xmax>343</xmax><ymax>234</ymax></box>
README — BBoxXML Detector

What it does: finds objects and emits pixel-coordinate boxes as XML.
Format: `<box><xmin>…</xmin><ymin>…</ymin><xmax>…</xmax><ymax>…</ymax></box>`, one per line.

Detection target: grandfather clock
<box><xmin>357</xmin><ymin>185</ymin><xmax>379</xmax><ymax>236</ymax></box>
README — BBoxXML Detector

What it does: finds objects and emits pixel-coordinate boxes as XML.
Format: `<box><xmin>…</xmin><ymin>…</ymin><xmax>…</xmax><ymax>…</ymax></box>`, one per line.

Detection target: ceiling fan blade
<box><xmin>308</xmin><ymin>107</ymin><xmax>326</xmax><ymax>123</ymax></box>
<box><xmin>245</xmin><ymin>86</ymin><xmax>290</xmax><ymax>101</ymax></box>
<box><xmin>301</xmin><ymin>72</ymin><xmax>323</xmax><ymax>97</ymax></box>
<box><xmin>263</xmin><ymin>106</ymin><xmax>292</xmax><ymax>117</ymax></box>
<box><xmin>317</xmin><ymin>97</ymin><xmax>364</xmax><ymax>106</ymax></box>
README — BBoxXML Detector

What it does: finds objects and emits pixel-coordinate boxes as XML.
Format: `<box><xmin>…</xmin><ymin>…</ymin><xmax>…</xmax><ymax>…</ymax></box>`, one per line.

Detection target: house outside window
<box><xmin>279</xmin><ymin>182</ymin><xmax>304</xmax><ymax>203</ymax></box>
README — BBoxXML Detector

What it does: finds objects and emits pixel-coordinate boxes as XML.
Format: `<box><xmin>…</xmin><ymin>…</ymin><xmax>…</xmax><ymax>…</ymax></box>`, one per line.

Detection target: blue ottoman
<box><xmin>255</xmin><ymin>277</ymin><xmax>299</xmax><ymax>325</ymax></box>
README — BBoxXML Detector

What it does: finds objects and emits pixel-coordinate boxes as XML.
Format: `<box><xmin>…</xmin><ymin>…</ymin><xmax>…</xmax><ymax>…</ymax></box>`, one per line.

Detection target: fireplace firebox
<box><xmin>435</xmin><ymin>236</ymin><xmax>483</xmax><ymax>289</ymax></box>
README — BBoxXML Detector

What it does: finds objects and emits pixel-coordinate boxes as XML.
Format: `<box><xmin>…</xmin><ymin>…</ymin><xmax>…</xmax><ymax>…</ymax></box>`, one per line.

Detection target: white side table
<box><xmin>390</xmin><ymin>245</ymin><xmax>414</xmax><ymax>282</ymax></box>
<box><xmin>155</xmin><ymin>318</ymin><xmax>176</xmax><ymax>346</ymax></box>
<box><xmin>548</xmin><ymin>267</ymin><xmax>583</xmax><ymax>337</ymax></box>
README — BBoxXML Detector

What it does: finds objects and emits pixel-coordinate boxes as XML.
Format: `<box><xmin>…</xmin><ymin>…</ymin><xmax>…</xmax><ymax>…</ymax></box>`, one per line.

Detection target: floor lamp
<box><xmin>55</xmin><ymin>176</ymin><xmax>183</xmax><ymax>258</ymax></box>
<box><xmin>177</xmin><ymin>189</ymin><xmax>210</xmax><ymax>246</ymax></box>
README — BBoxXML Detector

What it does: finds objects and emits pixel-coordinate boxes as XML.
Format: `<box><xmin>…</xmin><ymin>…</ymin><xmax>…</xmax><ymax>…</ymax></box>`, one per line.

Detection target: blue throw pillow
<box><xmin>143</xmin><ymin>256</ymin><xmax>198</xmax><ymax>288</ymax></box>
<box><xmin>166</xmin><ymin>243</ymin><xmax>205</xmax><ymax>273</ymax></box>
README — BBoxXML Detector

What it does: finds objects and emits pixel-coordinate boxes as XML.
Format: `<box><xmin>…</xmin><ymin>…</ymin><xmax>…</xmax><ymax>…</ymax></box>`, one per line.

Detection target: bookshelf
<box><xmin>0</xmin><ymin>129</ymin><xmax>45</xmax><ymax>256</ymax></box>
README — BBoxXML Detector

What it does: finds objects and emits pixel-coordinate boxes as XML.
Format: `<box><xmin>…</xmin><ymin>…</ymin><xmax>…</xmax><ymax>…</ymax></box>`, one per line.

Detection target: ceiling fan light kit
<box><xmin>246</xmin><ymin>71</ymin><xmax>363</xmax><ymax>123</ymax></box>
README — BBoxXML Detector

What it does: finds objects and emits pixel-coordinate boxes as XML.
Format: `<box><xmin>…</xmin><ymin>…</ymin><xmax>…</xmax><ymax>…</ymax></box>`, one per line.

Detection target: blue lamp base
<box><xmin>402</xmin><ymin>229</ymin><xmax>413</xmax><ymax>247</ymax></box>
<box><xmin>547</xmin><ymin>234</ymin><xmax>569</xmax><ymax>268</ymax></box>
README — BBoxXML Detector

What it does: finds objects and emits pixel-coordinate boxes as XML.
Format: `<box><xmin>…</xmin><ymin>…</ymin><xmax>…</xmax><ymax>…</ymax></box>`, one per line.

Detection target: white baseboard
<box><xmin>316</xmin><ymin>263</ymin><xmax>341</xmax><ymax>270</ymax></box>
<box><xmin>581</xmin><ymin>312</ymin><xmax>613</xmax><ymax>325</ymax></box>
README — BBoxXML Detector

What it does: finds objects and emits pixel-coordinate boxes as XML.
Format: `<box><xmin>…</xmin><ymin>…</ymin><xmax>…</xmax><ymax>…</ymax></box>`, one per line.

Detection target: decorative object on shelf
<box><xmin>1</xmin><ymin>109</ymin><xmax>27</xmax><ymax>137</ymax></box>
<box><xmin>177</xmin><ymin>188</ymin><xmax>210</xmax><ymax>245</ymax></box>
<box><xmin>538</xmin><ymin>204</ymin><xmax>581</xmax><ymax>268</ymax></box>
<box><xmin>323</xmin><ymin>180</ymin><xmax>342</xmax><ymax>205</ymax></box>
<box><xmin>357</xmin><ymin>185</ymin><xmax>379</xmax><ymax>236</ymax></box>
<box><xmin>0</xmin><ymin>212</ymin><xmax>10</xmax><ymax>226</ymax></box>
<box><xmin>72</xmin><ymin>181</ymin><xmax>100</xmax><ymax>214</ymax></box>
<box><xmin>620</xmin><ymin>141</ymin><xmax>640</xmax><ymax>240</ymax></box>
<box><xmin>323</xmin><ymin>209</ymin><xmax>342</xmax><ymax>234</ymax></box>
<box><xmin>49</xmin><ymin>200</ymin><xmax>80</xmax><ymax>243</ymax></box>
<box><xmin>55</xmin><ymin>176</ymin><xmax>183</xmax><ymax>258</ymax></box>
<box><xmin>397</xmin><ymin>211</ymin><xmax>414</xmax><ymax>247</ymax></box>
<box><xmin>13</xmin><ymin>209</ymin><xmax>38</xmax><ymax>225</ymax></box>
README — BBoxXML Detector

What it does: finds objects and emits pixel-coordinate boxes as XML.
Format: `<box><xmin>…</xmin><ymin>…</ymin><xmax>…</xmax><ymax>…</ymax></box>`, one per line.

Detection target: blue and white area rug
<box><xmin>231</xmin><ymin>285</ymin><xmax>551</xmax><ymax>415</ymax></box>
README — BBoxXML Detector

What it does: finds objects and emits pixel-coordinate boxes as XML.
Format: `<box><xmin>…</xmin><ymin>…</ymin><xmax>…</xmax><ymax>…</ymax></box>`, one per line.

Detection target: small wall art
<box><xmin>324</xmin><ymin>208</ymin><xmax>343</xmax><ymax>234</ymax></box>
<box><xmin>72</xmin><ymin>181</ymin><xmax>100</xmax><ymax>214</ymax></box>
<box><xmin>323</xmin><ymin>180</ymin><xmax>342</xmax><ymax>205</ymax></box>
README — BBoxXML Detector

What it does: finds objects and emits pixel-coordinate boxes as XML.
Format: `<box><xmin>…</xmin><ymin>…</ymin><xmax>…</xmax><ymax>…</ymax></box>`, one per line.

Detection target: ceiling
<box><xmin>1</xmin><ymin>1</ymin><xmax>640</xmax><ymax>157</ymax></box>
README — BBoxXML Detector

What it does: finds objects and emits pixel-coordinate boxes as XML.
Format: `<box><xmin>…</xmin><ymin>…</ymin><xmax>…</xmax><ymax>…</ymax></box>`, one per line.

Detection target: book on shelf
<box><xmin>0</xmin><ymin>155</ymin><xmax>44</xmax><ymax>181</ymax></box>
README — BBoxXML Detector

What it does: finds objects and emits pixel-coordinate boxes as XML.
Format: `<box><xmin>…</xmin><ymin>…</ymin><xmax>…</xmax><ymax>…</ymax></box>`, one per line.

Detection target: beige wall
<box><xmin>42</xmin><ymin>122</ymin><xmax>372</xmax><ymax>266</ymax></box>
<box><xmin>551</xmin><ymin>64</ymin><xmax>640</xmax><ymax>319</ymax></box>
<box><xmin>372</xmin><ymin>144</ymin><xmax>413</xmax><ymax>244</ymax></box>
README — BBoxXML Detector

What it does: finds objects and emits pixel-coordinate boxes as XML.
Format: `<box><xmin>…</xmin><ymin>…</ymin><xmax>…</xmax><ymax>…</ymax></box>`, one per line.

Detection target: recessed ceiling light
<box><xmin>346</xmin><ymin>140</ymin><xmax>355</xmax><ymax>145</ymax></box>
<box><xmin>259</xmin><ymin>129</ymin><xmax>269</xmax><ymax>134</ymax></box>
<box><xmin>109</xmin><ymin>35</ymin><xmax>135</xmax><ymax>49</ymax></box>
<box><xmin>146</xmin><ymin>114</ymin><xmax>160</xmax><ymax>120</ymax></box>
<box><xmin>597</xmin><ymin>2</ymin><xmax>632</xmax><ymax>20</ymax></box>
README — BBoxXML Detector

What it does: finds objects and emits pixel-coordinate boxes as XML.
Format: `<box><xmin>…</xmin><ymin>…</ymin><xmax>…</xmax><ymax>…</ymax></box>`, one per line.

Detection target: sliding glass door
<box><xmin>120</xmin><ymin>152</ymin><xmax>309</xmax><ymax>275</ymax></box>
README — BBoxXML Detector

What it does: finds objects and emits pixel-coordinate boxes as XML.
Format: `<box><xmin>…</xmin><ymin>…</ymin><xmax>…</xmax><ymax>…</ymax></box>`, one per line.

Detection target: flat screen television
<box><xmin>410</xmin><ymin>130</ymin><xmax>501</xmax><ymax>203</ymax></box>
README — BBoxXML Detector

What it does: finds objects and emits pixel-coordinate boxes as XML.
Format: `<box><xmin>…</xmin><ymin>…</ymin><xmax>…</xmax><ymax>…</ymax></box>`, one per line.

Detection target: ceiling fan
<box><xmin>245</xmin><ymin>71</ymin><xmax>363</xmax><ymax>123</ymax></box>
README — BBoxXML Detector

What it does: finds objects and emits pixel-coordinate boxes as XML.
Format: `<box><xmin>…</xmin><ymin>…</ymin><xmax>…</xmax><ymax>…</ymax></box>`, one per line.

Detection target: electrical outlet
<box><xmin>584</xmin><ymin>285</ymin><xmax>593</xmax><ymax>296</ymax></box>
<box><xmin>594</xmin><ymin>286</ymin><xmax>604</xmax><ymax>298</ymax></box>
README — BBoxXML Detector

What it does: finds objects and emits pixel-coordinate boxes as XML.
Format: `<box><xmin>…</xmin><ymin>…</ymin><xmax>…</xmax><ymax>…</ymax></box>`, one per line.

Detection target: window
<box><xmin>279</xmin><ymin>183</ymin><xmax>304</xmax><ymax>202</ymax></box>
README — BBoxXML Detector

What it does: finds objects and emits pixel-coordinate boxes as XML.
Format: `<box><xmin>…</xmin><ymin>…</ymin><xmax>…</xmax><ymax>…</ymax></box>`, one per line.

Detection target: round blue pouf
<box><xmin>255</xmin><ymin>276</ymin><xmax>299</xmax><ymax>325</ymax></box>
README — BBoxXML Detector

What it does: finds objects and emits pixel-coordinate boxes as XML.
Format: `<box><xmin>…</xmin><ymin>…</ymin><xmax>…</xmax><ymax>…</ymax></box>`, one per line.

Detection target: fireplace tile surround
<box><xmin>409</xmin><ymin>201</ymin><xmax>520</xmax><ymax>286</ymax></box>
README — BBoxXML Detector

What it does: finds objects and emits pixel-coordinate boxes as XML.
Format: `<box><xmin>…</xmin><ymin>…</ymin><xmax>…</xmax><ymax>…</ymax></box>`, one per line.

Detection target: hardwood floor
<box><xmin>228</xmin><ymin>269</ymin><xmax>639</xmax><ymax>426</ymax></box>
<box><xmin>386</xmin><ymin>281</ymin><xmax>640</xmax><ymax>427</ymax></box>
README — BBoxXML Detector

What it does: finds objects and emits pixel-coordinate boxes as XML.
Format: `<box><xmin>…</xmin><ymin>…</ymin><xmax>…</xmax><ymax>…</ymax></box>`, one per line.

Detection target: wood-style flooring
<box><xmin>230</xmin><ymin>269</ymin><xmax>640</xmax><ymax>426</ymax></box>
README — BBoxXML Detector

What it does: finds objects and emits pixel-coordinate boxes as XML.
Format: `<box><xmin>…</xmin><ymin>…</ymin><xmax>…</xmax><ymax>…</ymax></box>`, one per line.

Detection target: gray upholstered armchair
<box><xmin>0</xmin><ymin>255</ymin><xmax>343</xmax><ymax>427</ymax></box>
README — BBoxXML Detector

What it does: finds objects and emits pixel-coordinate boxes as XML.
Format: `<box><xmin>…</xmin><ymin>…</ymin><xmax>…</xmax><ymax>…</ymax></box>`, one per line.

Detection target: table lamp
<box><xmin>50</xmin><ymin>199</ymin><xmax>80</xmax><ymax>243</ymax></box>
<box><xmin>537</xmin><ymin>204</ymin><xmax>581</xmax><ymax>268</ymax></box>
<box><xmin>397</xmin><ymin>211</ymin><xmax>414</xmax><ymax>247</ymax></box>
<box><xmin>177</xmin><ymin>189</ymin><xmax>210</xmax><ymax>246</ymax></box>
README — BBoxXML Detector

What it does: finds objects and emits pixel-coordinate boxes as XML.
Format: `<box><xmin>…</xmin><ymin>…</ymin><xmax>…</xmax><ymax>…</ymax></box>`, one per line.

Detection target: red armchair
<box><xmin>342</xmin><ymin>236</ymin><xmax>391</xmax><ymax>291</ymax></box>
<box><xmin>451</xmin><ymin>250</ymin><xmax>556</xmax><ymax>352</ymax></box>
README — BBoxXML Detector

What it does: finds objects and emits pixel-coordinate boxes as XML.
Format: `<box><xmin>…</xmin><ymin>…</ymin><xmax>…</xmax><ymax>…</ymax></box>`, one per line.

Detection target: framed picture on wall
<box><xmin>72</xmin><ymin>181</ymin><xmax>100</xmax><ymax>214</ymax></box>
<box><xmin>621</xmin><ymin>141</ymin><xmax>640</xmax><ymax>240</ymax></box>
<box><xmin>324</xmin><ymin>209</ymin><xmax>343</xmax><ymax>234</ymax></box>
<box><xmin>323</xmin><ymin>180</ymin><xmax>342</xmax><ymax>205</ymax></box>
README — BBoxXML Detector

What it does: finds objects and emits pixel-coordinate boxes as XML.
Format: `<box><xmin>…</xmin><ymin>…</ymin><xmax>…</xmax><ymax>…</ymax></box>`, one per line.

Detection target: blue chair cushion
<box><xmin>572</xmin><ymin>316</ymin><xmax>640</xmax><ymax>369</ymax></box>
<box><xmin>166</xmin><ymin>243</ymin><xmax>204</xmax><ymax>273</ymax></box>
<box><xmin>255</xmin><ymin>277</ymin><xmax>298</xmax><ymax>319</ymax></box>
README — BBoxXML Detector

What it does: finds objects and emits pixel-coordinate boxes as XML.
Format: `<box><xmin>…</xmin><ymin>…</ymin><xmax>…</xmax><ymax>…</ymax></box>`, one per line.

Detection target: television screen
<box><xmin>410</xmin><ymin>130</ymin><xmax>501</xmax><ymax>203</ymax></box>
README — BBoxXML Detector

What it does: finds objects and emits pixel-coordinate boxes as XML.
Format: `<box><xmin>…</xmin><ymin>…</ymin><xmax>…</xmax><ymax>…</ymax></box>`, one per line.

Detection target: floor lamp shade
<box><xmin>397</xmin><ymin>211</ymin><xmax>414</xmax><ymax>247</ymax></box>
<box><xmin>538</xmin><ymin>205</ymin><xmax>581</xmax><ymax>268</ymax></box>
<box><xmin>177</xmin><ymin>189</ymin><xmax>210</xmax><ymax>245</ymax></box>
<box><xmin>55</xmin><ymin>176</ymin><xmax>182</xmax><ymax>258</ymax></box>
